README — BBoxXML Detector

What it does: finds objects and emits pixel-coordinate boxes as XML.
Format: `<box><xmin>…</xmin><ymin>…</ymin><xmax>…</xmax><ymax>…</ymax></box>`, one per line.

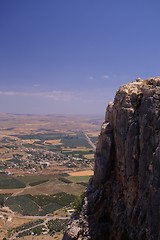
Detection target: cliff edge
<box><xmin>63</xmin><ymin>77</ymin><xmax>160</xmax><ymax>240</ymax></box>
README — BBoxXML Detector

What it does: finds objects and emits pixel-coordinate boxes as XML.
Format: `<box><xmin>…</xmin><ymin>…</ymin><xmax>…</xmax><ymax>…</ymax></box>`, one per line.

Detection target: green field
<box><xmin>60</xmin><ymin>132</ymin><xmax>90</xmax><ymax>148</ymax></box>
<box><xmin>15</xmin><ymin>219</ymin><xmax>67</xmax><ymax>238</ymax></box>
<box><xmin>5</xmin><ymin>192</ymin><xmax>75</xmax><ymax>216</ymax></box>
<box><xmin>0</xmin><ymin>173</ymin><xmax>26</xmax><ymax>189</ymax></box>
<box><xmin>17</xmin><ymin>174</ymin><xmax>53</xmax><ymax>185</ymax></box>
<box><xmin>47</xmin><ymin>219</ymin><xmax>68</xmax><ymax>235</ymax></box>
<box><xmin>0</xmin><ymin>172</ymin><xmax>90</xmax><ymax>216</ymax></box>
<box><xmin>29</xmin><ymin>179</ymin><xmax>49</xmax><ymax>186</ymax></box>
<box><xmin>15</xmin><ymin>131</ymin><xmax>92</xmax><ymax>150</ymax></box>
<box><xmin>90</xmin><ymin>136</ymin><xmax>98</xmax><ymax>144</ymax></box>
<box><xmin>65</xmin><ymin>175</ymin><xmax>91</xmax><ymax>183</ymax></box>
<box><xmin>5</xmin><ymin>195</ymin><xmax>40</xmax><ymax>215</ymax></box>
<box><xmin>14</xmin><ymin>133</ymin><xmax>64</xmax><ymax>141</ymax></box>
<box><xmin>22</xmin><ymin>143</ymin><xmax>45</xmax><ymax>149</ymax></box>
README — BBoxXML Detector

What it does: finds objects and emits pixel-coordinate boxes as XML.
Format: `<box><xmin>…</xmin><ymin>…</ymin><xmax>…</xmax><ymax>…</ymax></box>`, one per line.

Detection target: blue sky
<box><xmin>0</xmin><ymin>0</ymin><xmax>160</xmax><ymax>115</ymax></box>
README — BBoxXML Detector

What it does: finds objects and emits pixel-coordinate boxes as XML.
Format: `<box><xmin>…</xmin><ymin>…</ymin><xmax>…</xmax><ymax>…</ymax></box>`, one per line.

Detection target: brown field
<box><xmin>62</xmin><ymin>147</ymin><xmax>93</xmax><ymax>151</ymax></box>
<box><xmin>19</xmin><ymin>233</ymin><xmax>63</xmax><ymax>240</ymax></box>
<box><xmin>0</xmin><ymin>149</ymin><xmax>29</xmax><ymax>162</ymax></box>
<box><xmin>0</xmin><ymin>113</ymin><xmax>103</xmax><ymax>134</ymax></box>
<box><xmin>0</xmin><ymin>148</ymin><xmax>6</xmax><ymax>153</ymax></box>
<box><xmin>68</xmin><ymin>170</ymin><xmax>93</xmax><ymax>176</ymax></box>
<box><xmin>0</xmin><ymin>158</ymin><xmax>13</xmax><ymax>161</ymax></box>
<box><xmin>44</xmin><ymin>139</ymin><xmax>62</xmax><ymax>144</ymax></box>
<box><xmin>84</xmin><ymin>153</ymin><xmax>94</xmax><ymax>159</ymax></box>
<box><xmin>0</xmin><ymin>189</ymin><xmax>17</xmax><ymax>194</ymax></box>
<box><xmin>22</xmin><ymin>139</ymin><xmax>41</xmax><ymax>144</ymax></box>
<box><xmin>9</xmin><ymin>217</ymin><xmax>34</xmax><ymax>228</ymax></box>
<box><xmin>67</xmin><ymin>133</ymin><xmax>77</xmax><ymax>136</ymax></box>
<box><xmin>0</xmin><ymin>175</ymin><xmax>86</xmax><ymax>196</ymax></box>
<box><xmin>87</xmin><ymin>131</ymin><xmax>100</xmax><ymax>137</ymax></box>
<box><xmin>20</xmin><ymin>181</ymin><xmax>85</xmax><ymax>196</ymax></box>
<box><xmin>0</xmin><ymin>215</ymin><xmax>33</xmax><ymax>239</ymax></box>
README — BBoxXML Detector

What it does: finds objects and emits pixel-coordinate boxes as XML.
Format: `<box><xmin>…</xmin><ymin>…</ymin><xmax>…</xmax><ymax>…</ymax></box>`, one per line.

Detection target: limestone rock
<box><xmin>63</xmin><ymin>77</ymin><xmax>160</xmax><ymax>240</ymax></box>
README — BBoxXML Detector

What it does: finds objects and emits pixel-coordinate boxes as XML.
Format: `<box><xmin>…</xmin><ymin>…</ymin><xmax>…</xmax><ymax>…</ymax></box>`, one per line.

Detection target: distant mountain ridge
<box><xmin>63</xmin><ymin>77</ymin><xmax>160</xmax><ymax>240</ymax></box>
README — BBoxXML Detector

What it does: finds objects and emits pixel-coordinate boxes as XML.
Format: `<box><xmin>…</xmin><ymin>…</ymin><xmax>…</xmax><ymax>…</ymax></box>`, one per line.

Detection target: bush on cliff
<box><xmin>73</xmin><ymin>192</ymin><xmax>85</xmax><ymax>213</ymax></box>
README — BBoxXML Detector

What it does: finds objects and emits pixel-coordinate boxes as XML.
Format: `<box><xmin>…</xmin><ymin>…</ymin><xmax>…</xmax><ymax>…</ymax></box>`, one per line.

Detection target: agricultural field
<box><xmin>15</xmin><ymin>131</ymin><xmax>94</xmax><ymax>152</ymax></box>
<box><xmin>0</xmin><ymin>171</ymin><xmax>92</xmax><ymax>239</ymax></box>
<box><xmin>0</xmin><ymin>171</ymin><xmax>91</xmax><ymax>239</ymax></box>
<box><xmin>0</xmin><ymin>173</ymin><xmax>26</xmax><ymax>189</ymax></box>
<box><xmin>5</xmin><ymin>192</ymin><xmax>75</xmax><ymax>216</ymax></box>
<box><xmin>0</xmin><ymin>113</ymin><xmax>102</xmax><ymax>239</ymax></box>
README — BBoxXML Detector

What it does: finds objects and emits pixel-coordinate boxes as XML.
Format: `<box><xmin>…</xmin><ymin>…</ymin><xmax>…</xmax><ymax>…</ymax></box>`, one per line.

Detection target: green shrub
<box><xmin>73</xmin><ymin>192</ymin><xmax>85</xmax><ymax>213</ymax></box>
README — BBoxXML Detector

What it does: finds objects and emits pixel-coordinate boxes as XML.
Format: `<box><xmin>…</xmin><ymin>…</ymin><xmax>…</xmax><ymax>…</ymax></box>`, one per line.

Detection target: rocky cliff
<box><xmin>63</xmin><ymin>77</ymin><xmax>160</xmax><ymax>240</ymax></box>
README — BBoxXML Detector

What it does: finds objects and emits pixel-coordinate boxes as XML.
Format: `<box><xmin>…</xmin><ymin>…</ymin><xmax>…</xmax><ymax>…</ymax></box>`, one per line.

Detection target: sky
<box><xmin>0</xmin><ymin>0</ymin><xmax>160</xmax><ymax>115</ymax></box>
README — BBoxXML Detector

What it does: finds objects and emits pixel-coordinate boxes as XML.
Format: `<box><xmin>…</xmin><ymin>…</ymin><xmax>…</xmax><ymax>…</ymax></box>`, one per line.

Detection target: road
<box><xmin>12</xmin><ymin>184</ymin><xmax>31</xmax><ymax>196</ymax></box>
<box><xmin>83</xmin><ymin>132</ymin><xmax>96</xmax><ymax>150</ymax></box>
<box><xmin>9</xmin><ymin>216</ymin><xmax>68</xmax><ymax>240</ymax></box>
<box><xmin>0</xmin><ymin>208</ymin><xmax>68</xmax><ymax>240</ymax></box>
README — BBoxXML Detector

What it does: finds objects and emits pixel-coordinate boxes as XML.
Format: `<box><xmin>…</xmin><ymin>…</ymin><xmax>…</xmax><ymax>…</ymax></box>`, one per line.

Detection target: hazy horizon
<box><xmin>0</xmin><ymin>112</ymin><xmax>104</xmax><ymax>118</ymax></box>
<box><xmin>1</xmin><ymin>1</ymin><xmax>160</xmax><ymax>115</ymax></box>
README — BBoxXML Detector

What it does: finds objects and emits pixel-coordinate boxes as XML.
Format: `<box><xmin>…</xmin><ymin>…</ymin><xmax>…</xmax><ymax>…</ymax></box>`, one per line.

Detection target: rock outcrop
<box><xmin>63</xmin><ymin>77</ymin><xmax>160</xmax><ymax>240</ymax></box>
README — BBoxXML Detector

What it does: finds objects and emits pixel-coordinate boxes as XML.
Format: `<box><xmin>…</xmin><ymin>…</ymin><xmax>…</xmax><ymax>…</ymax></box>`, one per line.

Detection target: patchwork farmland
<box><xmin>0</xmin><ymin>114</ymin><xmax>102</xmax><ymax>239</ymax></box>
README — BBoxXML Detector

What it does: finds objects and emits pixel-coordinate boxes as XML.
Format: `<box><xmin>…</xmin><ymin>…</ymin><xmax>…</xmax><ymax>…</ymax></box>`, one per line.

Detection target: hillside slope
<box><xmin>63</xmin><ymin>77</ymin><xmax>160</xmax><ymax>240</ymax></box>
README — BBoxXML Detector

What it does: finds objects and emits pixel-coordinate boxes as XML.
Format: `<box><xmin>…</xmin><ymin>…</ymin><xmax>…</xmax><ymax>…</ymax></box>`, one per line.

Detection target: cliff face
<box><xmin>63</xmin><ymin>78</ymin><xmax>160</xmax><ymax>240</ymax></box>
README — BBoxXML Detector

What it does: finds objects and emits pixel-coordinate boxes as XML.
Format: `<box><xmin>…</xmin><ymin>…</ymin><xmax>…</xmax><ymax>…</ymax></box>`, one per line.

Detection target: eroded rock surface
<box><xmin>63</xmin><ymin>77</ymin><xmax>160</xmax><ymax>240</ymax></box>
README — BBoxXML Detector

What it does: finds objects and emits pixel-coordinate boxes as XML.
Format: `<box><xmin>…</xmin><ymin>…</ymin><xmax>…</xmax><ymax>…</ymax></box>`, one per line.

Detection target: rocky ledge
<box><xmin>63</xmin><ymin>77</ymin><xmax>160</xmax><ymax>240</ymax></box>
